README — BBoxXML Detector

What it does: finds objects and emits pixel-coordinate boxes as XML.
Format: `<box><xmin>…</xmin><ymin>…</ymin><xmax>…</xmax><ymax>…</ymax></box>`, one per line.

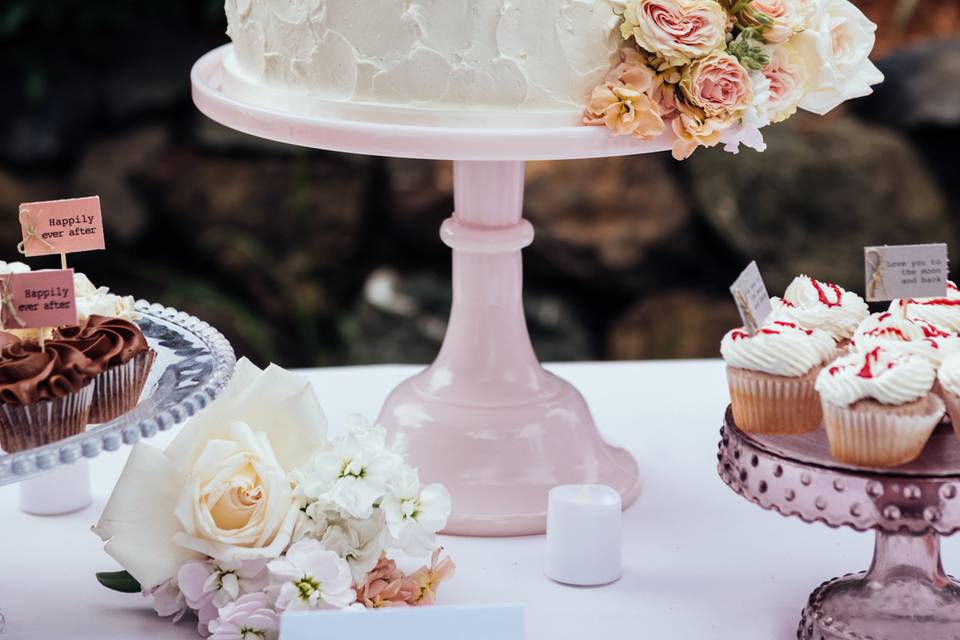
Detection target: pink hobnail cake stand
<box><xmin>191</xmin><ymin>44</ymin><xmax>667</xmax><ymax>536</ymax></box>
<box><xmin>718</xmin><ymin>408</ymin><xmax>960</xmax><ymax>640</ymax></box>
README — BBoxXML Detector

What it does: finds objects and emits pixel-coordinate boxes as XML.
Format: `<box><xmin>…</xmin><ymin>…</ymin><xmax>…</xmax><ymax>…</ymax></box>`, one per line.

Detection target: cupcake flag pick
<box><xmin>0</xmin><ymin>269</ymin><xmax>77</xmax><ymax>347</ymax></box>
<box><xmin>730</xmin><ymin>261</ymin><xmax>772</xmax><ymax>335</ymax></box>
<box><xmin>17</xmin><ymin>196</ymin><xmax>105</xmax><ymax>270</ymax></box>
<box><xmin>864</xmin><ymin>244</ymin><xmax>948</xmax><ymax>303</ymax></box>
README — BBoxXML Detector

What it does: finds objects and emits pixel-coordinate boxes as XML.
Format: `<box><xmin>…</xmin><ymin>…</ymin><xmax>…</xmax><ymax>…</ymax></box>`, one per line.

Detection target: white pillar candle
<box><xmin>544</xmin><ymin>484</ymin><xmax>622</xmax><ymax>586</ymax></box>
<box><xmin>19</xmin><ymin>459</ymin><xmax>92</xmax><ymax>516</ymax></box>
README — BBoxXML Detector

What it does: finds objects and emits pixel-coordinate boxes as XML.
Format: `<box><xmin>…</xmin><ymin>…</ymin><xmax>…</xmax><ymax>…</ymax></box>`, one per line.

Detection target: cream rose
<box><xmin>793</xmin><ymin>0</ymin><xmax>883</xmax><ymax>115</ymax></box>
<box><xmin>762</xmin><ymin>42</ymin><xmax>808</xmax><ymax>122</ymax></box>
<box><xmin>739</xmin><ymin>0</ymin><xmax>817</xmax><ymax>44</ymax></box>
<box><xmin>680</xmin><ymin>51</ymin><xmax>753</xmax><ymax>118</ymax></box>
<box><xmin>94</xmin><ymin>358</ymin><xmax>329</xmax><ymax>588</ymax></box>
<box><xmin>621</xmin><ymin>0</ymin><xmax>728</xmax><ymax>67</ymax></box>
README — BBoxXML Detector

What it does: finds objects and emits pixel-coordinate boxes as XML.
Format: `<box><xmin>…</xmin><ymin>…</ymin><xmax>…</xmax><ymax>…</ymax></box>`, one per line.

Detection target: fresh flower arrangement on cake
<box><xmin>93</xmin><ymin>359</ymin><xmax>454</xmax><ymax>639</ymax></box>
<box><xmin>585</xmin><ymin>0</ymin><xmax>883</xmax><ymax>159</ymax></box>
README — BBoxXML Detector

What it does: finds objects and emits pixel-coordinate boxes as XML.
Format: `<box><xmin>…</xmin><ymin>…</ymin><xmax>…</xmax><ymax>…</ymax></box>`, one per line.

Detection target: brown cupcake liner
<box><xmin>89</xmin><ymin>349</ymin><xmax>156</xmax><ymax>424</ymax></box>
<box><xmin>822</xmin><ymin>395</ymin><xmax>944</xmax><ymax>468</ymax></box>
<box><xmin>727</xmin><ymin>365</ymin><xmax>823</xmax><ymax>435</ymax></box>
<box><xmin>0</xmin><ymin>384</ymin><xmax>94</xmax><ymax>453</ymax></box>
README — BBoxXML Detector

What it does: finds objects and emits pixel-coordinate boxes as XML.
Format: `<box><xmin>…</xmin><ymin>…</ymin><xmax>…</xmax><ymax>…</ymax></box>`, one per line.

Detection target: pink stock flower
<box><xmin>178</xmin><ymin>559</ymin><xmax>268</xmax><ymax>636</ymax></box>
<box><xmin>355</xmin><ymin>554</ymin><xmax>421</xmax><ymax>608</ymax></box>
<box><xmin>409</xmin><ymin>549</ymin><xmax>456</xmax><ymax>606</ymax></box>
<box><xmin>584</xmin><ymin>84</ymin><xmax>666</xmax><ymax>139</ymax></box>
<box><xmin>208</xmin><ymin>592</ymin><xmax>279</xmax><ymax>640</ymax></box>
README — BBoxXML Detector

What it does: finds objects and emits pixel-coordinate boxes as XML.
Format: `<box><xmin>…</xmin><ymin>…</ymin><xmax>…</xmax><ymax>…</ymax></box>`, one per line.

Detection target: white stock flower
<box><xmin>268</xmin><ymin>539</ymin><xmax>356</xmax><ymax>611</ymax></box>
<box><xmin>793</xmin><ymin>0</ymin><xmax>883</xmax><ymax>115</ymax></box>
<box><xmin>208</xmin><ymin>592</ymin><xmax>279</xmax><ymax>640</ymax></box>
<box><xmin>319</xmin><ymin>515</ymin><xmax>385</xmax><ymax>585</ymax></box>
<box><xmin>382</xmin><ymin>466</ymin><xmax>451</xmax><ymax>557</ymax></box>
<box><xmin>719</xmin><ymin>71</ymin><xmax>772</xmax><ymax>154</ymax></box>
<box><xmin>300</xmin><ymin>416</ymin><xmax>402</xmax><ymax>520</ymax></box>
<box><xmin>178</xmin><ymin>558</ymin><xmax>268</xmax><ymax>636</ymax></box>
<box><xmin>94</xmin><ymin>359</ymin><xmax>329</xmax><ymax>589</ymax></box>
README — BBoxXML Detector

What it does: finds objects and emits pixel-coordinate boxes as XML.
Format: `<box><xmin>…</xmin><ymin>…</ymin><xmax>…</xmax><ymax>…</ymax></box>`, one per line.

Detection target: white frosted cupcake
<box><xmin>817</xmin><ymin>347</ymin><xmax>944</xmax><ymax>468</ymax></box>
<box><xmin>890</xmin><ymin>281</ymin><xmax>960</xmax><ymax>334</ymax></box>
<box><xmin>721</xmin><ymin>320</ymin><xmax>837</xmax><ymax>435</ymax></box>
<box><xmin>770</xmin><ymin>275</ymin><xmax>868</xmax><ymax>350</ymax></box>
<box><xmin>938</xmin><ymin>352</ymin><xmax>960</xmax><ymax>441</ymax></box>
<box><xmin>852</xmin><ymin>312</ymin><xmax>960</xmax><ymax>367</ymax></box>
<box><xmin>73</xmin><ymin>273</ymin><xmax>139</xmax><ymax>324</ymax></box>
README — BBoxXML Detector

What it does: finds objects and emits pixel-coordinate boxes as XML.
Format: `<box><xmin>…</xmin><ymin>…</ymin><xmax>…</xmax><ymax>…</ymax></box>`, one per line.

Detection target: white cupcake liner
<box><xmin>727</xmin><ymin>366</ymin><xmax>823</xmax><ymax>435</ymax></box>
<box><xmin>89</xmin><ymin>350</ymin><xmax>156</xmax><ymax>424</ymax></box>
<box><xmin>823</xmin><ymin>395</ymin><xmax>944</xmax><ymax>468</ymax></box>
<box><xmin>0</xmin><ymin>384</ymin><xmax>94</xmax><ymax>453</ymax></box>
<box><xmin>942</xmin><ymin>389</ymin><xmax>960</xmax><ymax>442</ymax></box>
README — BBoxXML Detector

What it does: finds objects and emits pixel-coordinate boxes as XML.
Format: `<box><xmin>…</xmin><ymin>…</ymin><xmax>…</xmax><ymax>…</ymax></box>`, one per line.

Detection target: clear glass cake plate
<box><xmin>0</xmin><ymin>300</ymin><xmax>236</xmax><ymax>485</ymax></box>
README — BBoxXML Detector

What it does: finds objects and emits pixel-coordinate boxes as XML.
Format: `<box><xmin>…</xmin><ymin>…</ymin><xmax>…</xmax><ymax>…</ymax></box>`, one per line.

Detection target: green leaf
<box><xmin>96</xmin><ymin>570</ymin><xmax>142</xmax><ymax>594</ymax></box>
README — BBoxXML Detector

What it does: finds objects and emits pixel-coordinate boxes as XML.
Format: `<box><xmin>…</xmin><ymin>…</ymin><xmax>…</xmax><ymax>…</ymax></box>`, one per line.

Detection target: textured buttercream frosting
<box><xmin>816</xmin><ymin>347</ymin><xmax>935</xmax><ymax>407</ymax></box>
<box><xmin>852</xmin><ymin>312</ymin><xmax>960</xmax><ymax>366</ymax></box>
<box><xmin>73</xmin><ymin>273</ymin><xmax>139</xmax><ymax>324</ymax></box>
<box><xmin>890</xmin><ymin>281</ymin><xmax>960</xmax><ymax>334</ymax></box>
<box><xmin>223</xmin><ymin>0</ymin><xmax>624</xmax><ymax>123</ymax></box>
<box><xmin>721</xmin><ymin>320</ymin><xmax>837</xmax><ymax>377</ymax></box>
<box><xmin>939</xmin><ymin>352</ymin><xmax>960</xmax><ymax>398</ymax></box>
<box><xmin>770</xmin><ymin>275</ymin><xmax>868</xmax><ymax>342</ymax></box>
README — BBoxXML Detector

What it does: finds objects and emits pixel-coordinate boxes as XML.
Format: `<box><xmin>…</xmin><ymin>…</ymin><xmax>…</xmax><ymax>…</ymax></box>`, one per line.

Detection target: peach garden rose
<box><xmin>680</xmin><ymin>51</ymin><xmax>753</xmax><ymax>118</ymax></box>
<box><xmin>621</xmin><ymin>0</ymin><xmax>728</xmax><ymax>67</ymax></box>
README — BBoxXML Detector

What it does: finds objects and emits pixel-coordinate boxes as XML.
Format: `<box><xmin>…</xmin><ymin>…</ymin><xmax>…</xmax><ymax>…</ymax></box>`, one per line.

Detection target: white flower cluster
<box><xmin>94</xmin><ymin>359</ymin><xmax>453</xmax><ymax>639</ymax></box>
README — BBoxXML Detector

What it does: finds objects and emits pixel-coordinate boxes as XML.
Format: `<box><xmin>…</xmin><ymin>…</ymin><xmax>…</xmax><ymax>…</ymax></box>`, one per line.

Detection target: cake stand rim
<box><xmin>190</xmin><ymin>44</ymin><xmax>676</xmax><ymax>161</ymax></box>
<box><xmin>718</xmin><ymin>411</ymin><xmax>960</xmax><ymax>536</ymax></box>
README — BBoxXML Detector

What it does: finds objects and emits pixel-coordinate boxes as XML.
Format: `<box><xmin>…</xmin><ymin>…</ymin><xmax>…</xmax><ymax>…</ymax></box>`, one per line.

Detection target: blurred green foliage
<box><xmin>1</xmin><ymin>0</ymin><xmax>225</xmax><ymax>104</ymax></box>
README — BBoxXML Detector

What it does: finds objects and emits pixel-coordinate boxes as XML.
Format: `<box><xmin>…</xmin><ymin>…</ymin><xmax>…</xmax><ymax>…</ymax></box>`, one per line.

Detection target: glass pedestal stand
<box><xmin>0</xmin><ymin>301</ymin><xmax>236</xmax><ymax>635</ymax></box>
<box><xmin>718</xmin><ymin>409</ymin><xmax>960</xmax><ymax>640</ymax></box>
<box><xmin>190</xmin><ymin>44</ymin><xmax>669</xmax><ymax>535</ymax></box>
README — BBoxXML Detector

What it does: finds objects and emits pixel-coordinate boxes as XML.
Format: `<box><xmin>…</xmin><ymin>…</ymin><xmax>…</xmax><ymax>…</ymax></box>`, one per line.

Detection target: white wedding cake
<box><xmin>223</xmin><ymin>0</ymin><xmax>623</xmax><ymax>126</ymax></box>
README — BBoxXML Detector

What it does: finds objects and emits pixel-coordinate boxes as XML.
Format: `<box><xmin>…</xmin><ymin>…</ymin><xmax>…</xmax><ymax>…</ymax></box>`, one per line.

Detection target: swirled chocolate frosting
<box><xmin>54</xmin><ymin>315</ymin><xmax>149</xmax><ymax>368</ymax></box>
<box><xmin>0</xmin><ymin>333</ymin><xmax>100</xmax><ymax>404</ymax></box>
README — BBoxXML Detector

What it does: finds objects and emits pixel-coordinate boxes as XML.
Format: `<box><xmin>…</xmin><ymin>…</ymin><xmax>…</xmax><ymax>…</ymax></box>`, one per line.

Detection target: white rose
<box><xmin>94</xmin><ymin>358</ymin><xmax>329</xmax><ymax>588</ymax></box>
<box><xmin>793</xmin><ymin>0</ymin><xmax>884</xmax><ymax>115</ymax></box>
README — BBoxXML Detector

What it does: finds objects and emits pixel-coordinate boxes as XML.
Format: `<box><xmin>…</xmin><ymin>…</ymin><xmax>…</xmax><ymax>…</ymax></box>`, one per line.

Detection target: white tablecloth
<box><xmin>2</xmin><ymin>360</ymin><xmax>956</xmax><ymax>639</ymax></box>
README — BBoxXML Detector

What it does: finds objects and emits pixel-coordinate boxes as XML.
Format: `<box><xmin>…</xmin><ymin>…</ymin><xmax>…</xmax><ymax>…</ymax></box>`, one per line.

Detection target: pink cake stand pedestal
<box><xmin>718</xmin><ymin>409</ymin><xmax>960</xmax><ymax>640</ymax></box>
<box><xmin>192</xmin><ymin>44</ymin><xmax>668</xmax><ymax>536</ymax></box>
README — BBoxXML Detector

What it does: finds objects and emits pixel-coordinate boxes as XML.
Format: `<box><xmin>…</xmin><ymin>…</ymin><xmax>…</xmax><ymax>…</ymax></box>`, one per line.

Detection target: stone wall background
<box><xmin>1</xmin><ymin>1</ymin><xmax>958</xmax><ymax>368</ymax></box>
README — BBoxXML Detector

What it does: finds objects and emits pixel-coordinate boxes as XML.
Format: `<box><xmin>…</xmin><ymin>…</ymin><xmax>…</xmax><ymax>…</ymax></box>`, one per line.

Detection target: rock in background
<box><xmin>0</xmin><ymin>3</ymin><xmax>957</xmax><ymax>367</ymax></box>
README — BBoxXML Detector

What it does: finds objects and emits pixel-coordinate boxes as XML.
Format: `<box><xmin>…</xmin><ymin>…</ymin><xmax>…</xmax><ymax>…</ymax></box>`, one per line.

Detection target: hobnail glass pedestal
<box><xmin>189</xmin><ymin>44</ymin><xmax>665</xmax><ymax>535</ymax></box>
<box><xmin>718</xmin><ymin>408</ymin><xmax>960</xmax><ymax>640</ymax></box>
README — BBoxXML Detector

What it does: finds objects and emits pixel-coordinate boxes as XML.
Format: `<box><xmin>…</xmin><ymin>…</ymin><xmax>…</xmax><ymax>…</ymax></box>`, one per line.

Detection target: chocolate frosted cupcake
<box><xmin>55</xmin><ymin>315</ymin><xmax>155</xmax><ymax>423</ymax></box>
<box><xmin>0</xmin><ymin>333</ymin><xmax>100</xmax><ymax>452</ymax></box>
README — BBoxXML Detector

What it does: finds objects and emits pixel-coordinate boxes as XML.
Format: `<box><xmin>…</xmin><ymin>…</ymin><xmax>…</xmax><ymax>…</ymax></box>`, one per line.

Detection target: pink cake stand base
<box><xmin>719</xmin><ymin>409</ymin><xmax>960</xmax><ymax>640</ymax></box>
<box><xmin>191</xmin><ymin>45</ymin><xmax>669</xmax><ymax>536</ymax></box>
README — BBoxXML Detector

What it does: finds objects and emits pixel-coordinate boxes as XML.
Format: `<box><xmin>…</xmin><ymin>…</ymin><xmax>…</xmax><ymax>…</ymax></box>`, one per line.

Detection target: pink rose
<box><xmin>622</xmin><ymin>0</ymin><xmax>728</xmax><ymax>67</ymax></box>
<box><xmin>739</xmin><ymin>0</ymin><xmax>816</xmax><ymax>44</ymax></box>
<box><xmin>680</xmin><ymin>51</ymin><xmax>753</xmax><ymax>118</ymax></box>
<box><xmin>762</xmin><ymin>43</ymin><xmax>808</xmax><ymax>123</ymax></box>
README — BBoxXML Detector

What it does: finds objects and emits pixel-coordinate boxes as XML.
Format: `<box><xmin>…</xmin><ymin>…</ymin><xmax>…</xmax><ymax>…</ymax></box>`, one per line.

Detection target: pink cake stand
<box><xmin>718</xmin><ymin>409</ymin><xmax>960</xmax><ymax>640</ymax></box>
<box><xmin>191</xmin><ymin>44</ymin><xmax>666</xmax><ymax>536</ymax></box>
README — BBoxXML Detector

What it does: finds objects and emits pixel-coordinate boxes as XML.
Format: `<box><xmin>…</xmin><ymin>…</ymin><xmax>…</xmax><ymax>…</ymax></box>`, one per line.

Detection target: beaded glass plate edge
<box><xmin>0</xmin><ymin>301</ymin><xmax>237</xmax><ymax>485</ymax></box>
